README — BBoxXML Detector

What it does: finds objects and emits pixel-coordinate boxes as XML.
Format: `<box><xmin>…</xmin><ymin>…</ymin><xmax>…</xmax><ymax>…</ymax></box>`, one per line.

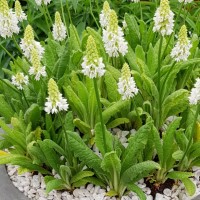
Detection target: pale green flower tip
<box><xmin>109</xmin><ymin>10</ymin><xmax>118</xmax><ymax>33</ymax></box>
<box><xmin>31</xmin><ymin>48</ymin><xmax>41</xmax><ymax>68</ymax></box>
<box><xmin>103</xmin><ymin>1</ymin><xmax>110</xmax><ymax>13</ymax></box>
<box><xmin>24</xmin><ymin>25</ymin><xmax>34</xmax><ymax>42</ymax></box>
<box><xmin>121</xmin><ymin>63</ymin><xmax>131</xmax><ymax>79</ymax></box>
<box><xmin>48</xmin><ymin>78</ymin><xmax>60</xmax><ymax>105</ymax></box>
<box><xmin>86</xmin><ymin>35</ymin><xmax>99</xmax><ymax>62</ymax></box>
<box><xmin>55</xmin><ymin>11</ymin><xmax>62</xmax><ymax>25</ymax></box>
<box><xmin>15</xmin><ymin>0</ymin><xmax>22</xmax><ymax>14</ymax></box>
<box><xmin>178</xmin><ymin>25</ymin><xmax>188</xmax><ymax>44</ymax></box>
<box><xmin>0</xmin><ymin>0</ymin><xmax>9</xmax><ymax>13</ymax></box>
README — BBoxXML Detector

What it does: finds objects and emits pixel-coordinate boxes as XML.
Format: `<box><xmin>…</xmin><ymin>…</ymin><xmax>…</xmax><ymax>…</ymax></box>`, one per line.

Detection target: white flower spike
<box><xmin>0</xmin><ymin>0</ymin><xmax>20</xmax><ymax>38</ymax></box>
<box><xmin>171</xmin><ymin>25</ymin><xmax>192</xmax><ymax>62</ymax></box>
<box><xmin>99</xmin><ymin>1</ymin><xmax>111</xmax><ymax>29</ymax></box>
<box><xmin>35</xmin><ymin>0</ymin><xmax>51</xmax><ymax>6</ymax></box>
<box><xmin>81</xmin><ymin>35</ymin><xmax>106</xmax><ymax>79</ymax></box>
<box><xmin>118</xmin><ymin>63</ymin><xmax>139</xmax><ymax>100</ymax></box>
<box><xmin>11</xmin><ymin>72</ymin><xmax>29</xmax><ymax>90</ymax></box>
<box><xmin>20</xmin><ymin>25</ymin><xmax>44</xmax><ymax>60</ymax></box>
<box><xmin>153</xmin><ymin>0</ymin><xmax>174</xmax><ymax>36</ymax></box>
<box><xmin>178</xmin><ymin>0</ymin><xmax>193</xmax><ymax>4</ymax></box>
<box><xmin>44</xmin><ymin>78</ymin><xmax>69</xmax><ymax>114</ymax></box>
<box><xmin>52</xmin><ymin>11</ymin><xmax>67</xmax><ymax>41</ymax></box>
<box><xmin>29</xmin><ymin>48</ymin><xmax>47</xmax><ymax>81</ymax></box>
<box><xmin>15</xmin><ymin>0</ymin><xmax>27</xmax><ymax>22</ymax></box>
<box><xmin>102</xmin><ymin>10</ymin><xmax>128</xmax><ymax>57</ymax></box>
<box><xmin>189</xmin><ymin>78</ymin><xmax>200</xmax><ymax>105</ymax></box>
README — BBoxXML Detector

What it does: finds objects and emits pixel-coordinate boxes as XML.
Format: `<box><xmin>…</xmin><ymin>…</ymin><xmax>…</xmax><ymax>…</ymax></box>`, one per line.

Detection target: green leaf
<box><xmin>72</xmin><ymin>176</ymin><xmax>105</xmax><ymax>188</ymax></box>
<box><xmin>121</xmin><ymin>121</ymin><xmax>152</xmax><ymax>173</ymax></box>
<box><xmin>147</xmin><ymin>43</ymin><xmax>157</xmax><ymax>76</ymax></box>
<box><xmin>70</xmin><ymin>171</ymin><xmax>94</xmax><ymax>184</ymax></box>
<box><xmin>104</xmin><ymin>71</ymin><xmax>120</xmax><ymax>102</ymax></box>
<box><xmin>162</xmin><ymin>90</ymin><xmax>189</xmax><ymax>122</ymax></box>
<box><xmin>163</xmin><ymin>118</ymin><xmax>181</xmax><ymax>168</ymax></box>
<box><xmin>64</xmin><ymin>111</ymin><xmax>74</xmax><ymax>132</ymax></box>
<box><xmin>73</xmin><ymin>118</ymin><xmax>91</xmax><ymax>135</ymax></box>
<box><xmin>69</xmin><ymin>24</ymin><xmax>81</xmax><ymax>51</ymax></box>
<box><xmin>64</xmin><ymin>86</ymin><xmax>87</xmax><ymax>121</ymax></box>
<box><xmin>38</xmin><ymin>140</ymin><xmax>62</xmax><ymax>172</ymax></box>
<box><xmin>0</xmin><ymin>154</ymin><xmax>50</xmax><ymax>174</ymax></box>
<box><xmin>101</xmin><ymin>151</ymin><xmax>121</xmax><ymax>180</ymax></box>
<box><xmin>46</xmin><ymin>178</ymin><xmax>67</xmax><ymax>193</ymax></box>
<box><xmin>103</xmin><ymin>100</ymin><xmax>129</xmax><ymax>124</ymax></box>
<box><xmin>125</xmin><ymin>14</ymin><xmax>140</xmax><ymax>49</ymax></box>
<box><xmin>127</xmin><ymin>183</ymin><xmax>146</xmax><ymax>200</ymax></box>
<box><xmin>24</xmin><ymin>104</ymin><xmax>41</xmax><ymax>128</ymax></box>
<box><xmin>59</xmin><ymin>165</ymin><xmax>71</xmax><ymax>186</ymax></box>
<box><xmin>182</xmin><ymin>178</ymin><xmax>196</xmax><ymax>196</ymax></box>
<box><xmin>167</xmin><ymin>171</ymin><xmax>193</xmax><ymax>180</ymax></box>
<box><xmin>106</xmin><ymin>190</ymin><xmax>118</xmax><ymax>197</ymax></box>
<box><xmin>107</xmin><ymin>118</ymin><xmax>130</xmax><ymax>129</ymax></box>
<box><xmin>122</xmin><ymin>161</ymin><xmax>160</xmax><ymax>183</ymax></box>
<box><xmin>135</xmin><ymin>45</ymin><xmax>145</xmax><ymax>63</ymax></box>
<box><xmin>0</xmin><ymin>94</ymin><xmax>14</xmax><ymax>122</ymax></box>
<box><xmin>172</xmin><ymin>150</ymin><xmax>184</xmax><ymax>161</ymax></box>
<box><xmin>67</xmin><ymin>131</ymin><xmax>104</xmax><ymax>175</ymax></box>
<box><xmin>94</xmin><ymin>123</ymin><xmax>113</xmax><ymax>156</ymax></box>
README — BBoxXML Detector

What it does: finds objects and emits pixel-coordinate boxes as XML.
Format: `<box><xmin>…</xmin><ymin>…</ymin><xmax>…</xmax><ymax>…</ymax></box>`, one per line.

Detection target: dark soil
<box><xmin>145</xmin><ymin>178</ymin><xmax>175</xmax><ymax>199</ymax></box>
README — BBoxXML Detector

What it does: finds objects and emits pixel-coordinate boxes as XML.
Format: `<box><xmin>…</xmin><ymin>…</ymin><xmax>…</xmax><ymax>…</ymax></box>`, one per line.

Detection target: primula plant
<box><xmin>0</xmin><ymin>0</ymin><xmax>200</xmax><ymax>199</ymax></box>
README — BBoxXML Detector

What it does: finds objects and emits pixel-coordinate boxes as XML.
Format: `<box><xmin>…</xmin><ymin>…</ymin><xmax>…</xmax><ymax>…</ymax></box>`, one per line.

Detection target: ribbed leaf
<box><xmin>46</xmin><ymin>178</ymin><xmax>67</xmax><ymax>193</ymax></box>
<box><xmin>73</xmin><ymin>118</ymin><xmax>91</xmax><ymax>135</ymax></box>
<box><xmin>167</xmin><ymin>171</ymin><xmax>193</xmax><ymax>180</ymax></box>
<box><xmin>182</xmin><ymin>178</ymin><xmax>196</xmax><ymax>196</ymax></box>
<box><xmin>94</xmin><ymin>123</ymin><xmax>113</xmax><ymax>156</ymax></box>
<box><xmin>127</xmin><ymin>183</ymin><xmax>146</xmax><ymax>200</ymax></box>
<box><xmin>64</xmin><ymin>86</ymin><xmax>87</xmax><ymax>121</ymax></box>
<box><xmin>103</xmin><ymin>100</ymin><xmax>129</xmax><ymax>124</ymax></box>
<box><xmin>70</xmin><ymin>171</ymin><xmax>94</xmax><ymax>184</ymax></box>
<box><xmin>121</xmin><ymin>122</ymin><xmax>152</xmax><ymax>173</ymax></box>
<box><xmin>163</xmin><ymin>118</ymin><xmax>181</xmax><ymax>168</ymax></box>
<box><xmin>67</xmin><ymin>131</ymin><xmax>104</xmax><ymax>175</ymax></box>
<box><xmin>24</xmin><ymin>104</ymin><xmax>41</xmax><ymax>128</ymax></box>
<box><xmin>38</xmin><ymin>140</ymin><xmax>62</xmax><ymax>172</ymax></box>
<box><xmin>107</xmin><ymin>118</ymin><xmax>130</xmax><ymax>129</ymax></box>
<box><xmin>104</xmin><ymin>71</ymin><xmax>120</xmax><ymax>102</ymax></box>
<box><xmin>72</xmin><ymin>176</ymin><xmax>105</xmax><ymax>188</ymax></box>
<box><xmin>0</xmin><ymin>94</ymin><xmax>14</xmax><ymax>122</ymax></box>
<box><xmin>122</xmin><ymin>161</ymin><xmax>160</xmax><ymax>183</ymax></box>
<box><xmin>101</xmin><ymin>151</ymin><xmax>121</xmax><ymax>176</ymax></box>
<box><xmin>0</xmin><ymin>154</ymin><xmax>50</xmax><ymax>174</ymax></box>
<box><xmin>162</xmin><ymin>90</ymin><xmax>189</xmax><ymax>122</ymax></box>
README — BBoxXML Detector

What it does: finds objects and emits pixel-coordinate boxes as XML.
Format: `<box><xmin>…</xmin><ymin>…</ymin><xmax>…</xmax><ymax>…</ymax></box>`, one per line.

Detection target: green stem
<box><xmin>139</xmin><ymin>1</ymin><xmax>143</xmax><ymax>21</ymax></box>
<box><xmin>65</xmin><ymin>0</ymin><xmax>81</xmax><ymax>47</ymax></box>
<box><xmin>45</xmin><ymin>4</ymin><xmax>53</xmax><ymax>25</ymax></box>
<box><xmin>133</xmin><ymin>100</ymin><xmax>140</xmax><ymax>120</ymax></box>
<box><xmin>0</xmin><ymin>78</ymin><xmax>20</xmax><ymax>94</ymax></box>
<box><xmin>93</xmin><ymin>78</ymin><xmax>107</xmax><ymax>153</ymax></box>
<box><xmin>60</xmin><ymin>0</ymin><xmax>69</xmax><ymax>36</ymax></box>
<box><xmin>179</xmin><ymin>104</ymin><xmax>200</xmax><ymax>170</ymax></box>
<box><xmin>89</xmin><ymin>0</ymin><xmax>100</xmax><ymax>29</ymax></box>
<box><xmin>157</xmin><ymin>36</ymin><xmax>163</xmax><ymax>129</ymax></box>
<box><xmin>58</xmin><ymin>113</ymin><xmax>73</xmax><ymax>166</ymax></box>
<box><xmin>0</xmin><ymin>43</ymin><xmax>15</xmax><ymax>61</ymax></box>
<box><xmin>22</xmin><ymin>90</ymin><xmax>29</xmax><ymax>107</ymax></box>
<box><xmin>41</xmin><ymin>4</ymin><xmax>52</xmax><ymax>36</ymax></box>
<box><xmin>160</xmin><ymin>61</ymin><xmax>176</xmax><ymax>101</ymax></box>
<box><xmin>12</xmin><ymin>36</ymin><xmax>22</xmax><ymax>54</ymax></box>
